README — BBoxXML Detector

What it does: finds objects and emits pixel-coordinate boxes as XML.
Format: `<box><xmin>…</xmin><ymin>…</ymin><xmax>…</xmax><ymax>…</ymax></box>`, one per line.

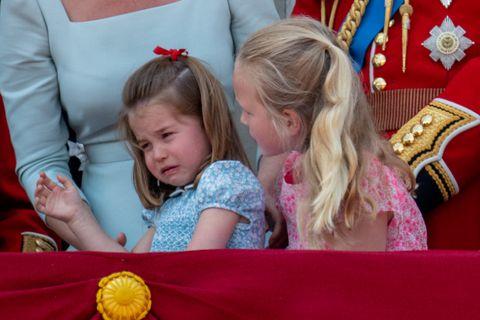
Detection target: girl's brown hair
<box><xmin>237</xmin><ymin>17</ymin><xmax>414</xmax><ymax>247</ymax></box>
<box><xmin>120</xmin><ymin>56</ymin><xmax>249</xmax><ymax>209</ymax></box>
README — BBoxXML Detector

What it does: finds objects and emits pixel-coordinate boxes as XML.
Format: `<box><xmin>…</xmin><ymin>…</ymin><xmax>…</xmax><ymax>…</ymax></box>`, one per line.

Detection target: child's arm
<box><xmin>132</xmin><ymin>228</ymin><xmax>155</xmax><ymax>253</ymax></box>
<box><xmin>35</xmin><ymin>173</ymin><xmax>131</xmax><ymax>252</ymax></box>
<box><xmin>187</xmin><ymin>208</ymin><xmax>240</xmax><ymax>250</ymax></box>
<box><xmin>257</xmin><ymin>153</ymin><xmax>289</xmax><ymax>248</ymax></box>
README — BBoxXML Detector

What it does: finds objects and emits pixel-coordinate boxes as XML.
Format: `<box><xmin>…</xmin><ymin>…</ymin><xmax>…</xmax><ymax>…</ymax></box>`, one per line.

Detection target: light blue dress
<box><xmin>0</xmin><ymin>0</ymin><xmax>281</xmax><ymax>249</ymax></box>
<box><xmin>143</xmin><ymin>161</ymin><xmax>266</xmax><ymax>251</ymax></box>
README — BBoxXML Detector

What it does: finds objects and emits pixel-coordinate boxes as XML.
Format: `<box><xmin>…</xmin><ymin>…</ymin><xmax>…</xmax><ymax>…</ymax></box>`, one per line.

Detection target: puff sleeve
<box><xmin>141</xmin><ymin>209</ymin><xmax>157</xmax><ymax>229</ymax></box>
<box><xmin>196</xmin><ymin>161</ymin><xmax>265</xmax><ymax>226</ymax></box>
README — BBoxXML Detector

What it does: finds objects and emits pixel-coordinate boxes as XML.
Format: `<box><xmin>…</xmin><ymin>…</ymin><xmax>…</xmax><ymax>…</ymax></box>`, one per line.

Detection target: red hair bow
<box><xmin>153</xmin><ymin>46</ymin><xmax>188</xmax><ymax>61</ymax></box>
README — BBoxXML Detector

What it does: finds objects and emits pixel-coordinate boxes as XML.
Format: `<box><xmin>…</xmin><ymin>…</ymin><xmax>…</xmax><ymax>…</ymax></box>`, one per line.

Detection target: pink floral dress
<box><xmin>276</xmin><ymin>151</ymin><xmax>427</xmax><ymax>251</ymax></box>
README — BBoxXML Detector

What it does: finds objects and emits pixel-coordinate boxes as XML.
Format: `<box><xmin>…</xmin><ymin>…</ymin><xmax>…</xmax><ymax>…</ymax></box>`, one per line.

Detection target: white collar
<box><xmin>168</xmin><ymin>183</ymin><xmax>194</xmax><ymax>198</ymax></box>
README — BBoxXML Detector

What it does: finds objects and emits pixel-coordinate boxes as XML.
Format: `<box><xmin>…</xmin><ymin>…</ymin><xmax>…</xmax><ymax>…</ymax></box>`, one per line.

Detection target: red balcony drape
<box><xmin>0</xmin><ymin>249</ymin><xmax>479</xmax><ymax>319</ymax></box>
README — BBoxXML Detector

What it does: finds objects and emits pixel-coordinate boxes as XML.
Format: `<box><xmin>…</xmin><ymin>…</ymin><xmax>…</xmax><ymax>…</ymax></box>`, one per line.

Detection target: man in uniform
<box><xmin>293</xmin><ymin>0</ymin><xmax>479</xmax><ymax>249</ymax></box>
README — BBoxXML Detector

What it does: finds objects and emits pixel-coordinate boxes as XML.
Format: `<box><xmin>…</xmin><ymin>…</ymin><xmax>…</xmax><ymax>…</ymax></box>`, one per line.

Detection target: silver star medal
<box><xmin>422</xmin><ymin>16</ymin><xmax>474</xmax><ymax>70</ymax></box>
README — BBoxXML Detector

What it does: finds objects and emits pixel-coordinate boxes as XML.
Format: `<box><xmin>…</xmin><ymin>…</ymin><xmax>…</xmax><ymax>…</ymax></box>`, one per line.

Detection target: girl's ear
<box><xmin>281</xmin><ymin>108</ymin><xmax>302</xmax><ymax>138</ymax></box>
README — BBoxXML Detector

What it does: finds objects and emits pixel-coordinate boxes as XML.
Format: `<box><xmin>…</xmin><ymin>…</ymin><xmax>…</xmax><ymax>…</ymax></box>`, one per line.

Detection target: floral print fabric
<box><xmin>276</xmin><ymin>151</ymin><xmax>427</xmax><ymax>251</ymax></box>
<box><xmin>143</xmin><ymin>161</ymin><xmax>266</xmax><ymax>251</ymax></box>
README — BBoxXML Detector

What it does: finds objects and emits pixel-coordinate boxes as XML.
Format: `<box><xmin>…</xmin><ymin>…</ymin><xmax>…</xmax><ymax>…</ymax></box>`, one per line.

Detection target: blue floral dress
<box><xmin>142</xmin><ymin>161</ymin><xmax>266</xmax><ymax>251</ymax></box>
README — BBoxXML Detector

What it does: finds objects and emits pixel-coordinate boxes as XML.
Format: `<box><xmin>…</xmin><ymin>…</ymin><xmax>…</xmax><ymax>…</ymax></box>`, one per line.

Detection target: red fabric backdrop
<box><xmin>0</xmin><ymin>250</ymin><xmax>479</xmax><ymax>319</ymax></box>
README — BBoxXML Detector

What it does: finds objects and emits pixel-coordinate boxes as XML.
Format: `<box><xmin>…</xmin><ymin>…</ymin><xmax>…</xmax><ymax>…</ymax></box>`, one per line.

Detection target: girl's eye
<box><xmin>162</xmin><ymin>132</ymin><xmax>174</xmax><ymax>139</ymax></box>
<box><xmin>139</xmin><ymin>143</ymin><xmax>151</xmax><ymax>151</ymax></box>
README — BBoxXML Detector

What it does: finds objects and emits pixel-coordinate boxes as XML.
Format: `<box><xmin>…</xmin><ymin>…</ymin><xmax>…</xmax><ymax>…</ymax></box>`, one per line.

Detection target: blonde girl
<box><xmin>35</xmin><ymin>50</ymin><xmax>265</xmax><ymax>252</ymax></box>
<box><xmin>233</xmin><ymin>18</ymin><xmax>427</xmax><ymax>251</ymax></box>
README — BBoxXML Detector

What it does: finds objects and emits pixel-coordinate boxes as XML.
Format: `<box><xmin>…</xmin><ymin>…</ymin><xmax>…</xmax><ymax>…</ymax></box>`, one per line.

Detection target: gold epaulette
<box><xmin>390</xmin><ymin>99</ymin><xmax>479</xmax><ymax>176</ymax></box>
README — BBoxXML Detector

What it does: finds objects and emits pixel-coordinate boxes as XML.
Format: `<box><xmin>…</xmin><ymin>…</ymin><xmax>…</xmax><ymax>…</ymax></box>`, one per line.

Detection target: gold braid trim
<box><xmin>337</xmin><ymin>0</ymin><xmax>370</xmax><ymax>50</ymax></box>
<box><xmin>432</xmin><ymin>161</ymin><xmax>457</xmax><ymax>196</ymax></box>
<box><xmin>424</xmin><ymin>164</ymin><xmax>449</xmax><ymax>201</ymax></box>
<box><xmin>329</xmin><ymin>0</ymin><xmax>340</xmax><ymax>29</ymax></box>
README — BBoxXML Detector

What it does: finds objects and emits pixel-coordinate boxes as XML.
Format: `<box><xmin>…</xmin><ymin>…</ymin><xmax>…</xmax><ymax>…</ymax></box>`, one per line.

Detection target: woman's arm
<box><xmin>187</xmin><ymin>208</ymin><xmax>240</xmax><ymax>250</ymax></box>
<box><xmin>0</xmin><ymin>0</ymin><xmax>87</xmax><ymax>246</ymax></box>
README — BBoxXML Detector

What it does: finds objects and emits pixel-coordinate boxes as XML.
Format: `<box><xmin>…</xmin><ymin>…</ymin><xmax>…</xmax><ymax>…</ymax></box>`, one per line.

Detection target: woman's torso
<box><xmin>45</xmin><ymin>0</ymin><xmax>236</xmax><ymax>144</ymax></box>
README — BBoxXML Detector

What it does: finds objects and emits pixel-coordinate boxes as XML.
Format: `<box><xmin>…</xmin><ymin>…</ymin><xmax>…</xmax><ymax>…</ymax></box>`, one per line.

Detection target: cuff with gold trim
<box><xmin>21</xmin><ymin>231</ymin><xmax>58</xmax><ymax>253</ymax></box>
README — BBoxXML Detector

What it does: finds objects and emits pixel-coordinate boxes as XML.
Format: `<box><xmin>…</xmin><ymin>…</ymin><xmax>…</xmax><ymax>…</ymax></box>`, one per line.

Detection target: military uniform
<box><xmin>294</xmin><ymin>0</ymin><xmax>479</xmax><ymax>249</ymax></box>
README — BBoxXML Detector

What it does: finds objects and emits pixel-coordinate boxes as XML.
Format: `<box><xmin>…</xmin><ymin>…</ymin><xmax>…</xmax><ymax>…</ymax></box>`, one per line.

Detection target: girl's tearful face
<box><xmin>129</xmin><ymin>103</ymin><xmax>211</xmax><ymax>187</ymax></box>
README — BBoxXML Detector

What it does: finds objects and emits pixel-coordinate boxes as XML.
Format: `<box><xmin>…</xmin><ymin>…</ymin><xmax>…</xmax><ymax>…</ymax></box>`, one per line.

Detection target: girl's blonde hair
<box><xmin>120</xmin><ymin>56</ymin><xmax>249</xmax><ymax>209</ymax></box>
<box><xmin>237</xmin><ymin>17</ymin><xmax>414</xmax><ymax>247</ymax></box>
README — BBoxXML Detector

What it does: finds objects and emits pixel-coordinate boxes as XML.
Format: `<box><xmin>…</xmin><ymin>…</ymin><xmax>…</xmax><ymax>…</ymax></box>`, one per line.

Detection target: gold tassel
<box><xmin>321</xmin><ymin>0</ymin><xmax>327</xmax><ymax>25</ymax></box>
<box><xmin>400</xmin><ymin>0</ymin><xmax>413</xmax><ymax>72</ymax></box>
<box><xmin>328</xmin><ymin>0</ymin><xmax>340</xmax><ymax>29</ymax></box>
<box><xmin>383</xmin><ymin>0</ymin><xmax>393</xmax><ymax>50</ymax></box>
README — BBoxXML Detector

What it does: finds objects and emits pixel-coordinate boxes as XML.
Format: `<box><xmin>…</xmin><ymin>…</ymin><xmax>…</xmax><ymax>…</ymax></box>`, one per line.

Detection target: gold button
<box><xmin>373</xmin><ymin>77</ymin><xmax>387</xmax><ymax>91</ymax></box>
<box><xmin>402</xmin><ymin>132</ymin><xmax>415</xmax><ymax>145</ymax></box>
<box><xmin>421</xmin><ymin>114</ymin><xmax>433</xmax><ymax>126</ymax></box>
<box><xmin>411</xmin><ymin>124</ymin><xmax>424</xmax><ymax>137</ymax></box>
<box><xmin>392</xmin><ymin>142</ymin><xmax>404</xmax><ymax>154</ymax></box>
<box><xmin>372</xmin><ymin>53</ymin><xmax>386</xmax><ymax>67</ymax></box>
<box><xmin>389</xmin><ymin>19</ymin><xmax>395</xmax><ymax>27</ymax></box>
<box><xmin>375</xmin><ymin>32</ymin><xmax>387</xmax><ymax>45</ymax></box>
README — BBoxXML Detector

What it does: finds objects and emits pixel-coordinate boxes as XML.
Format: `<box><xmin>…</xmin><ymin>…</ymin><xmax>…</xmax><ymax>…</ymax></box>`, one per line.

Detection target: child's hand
<box><xmin>266</xmin><ymin>203</ymin><xmax>289</xmax><ymax>249</ymax></box>
<box><xmin>34</xmin><ymin>172</ymin><xmax>87</xmax><ymax>224</ymax></box>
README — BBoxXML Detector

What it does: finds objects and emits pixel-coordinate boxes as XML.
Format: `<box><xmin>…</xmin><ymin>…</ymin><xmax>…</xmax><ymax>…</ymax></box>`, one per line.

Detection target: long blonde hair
<box><xmin>237</xmin><ymin>17</ymin><xmax>414</xmax><ymax>247</ymax></box>
<box><xmin>120</xmin><ymin>56</ymin><xmax>249</xmax><ymax>209</ymax></box>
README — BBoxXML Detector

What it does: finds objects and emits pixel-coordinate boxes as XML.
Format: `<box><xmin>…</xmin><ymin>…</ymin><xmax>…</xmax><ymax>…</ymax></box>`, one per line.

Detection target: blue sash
<box><xmin>343</xmin><ymin>0</ymin><xmax>403</xmax><ymax>71</ymax></box>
